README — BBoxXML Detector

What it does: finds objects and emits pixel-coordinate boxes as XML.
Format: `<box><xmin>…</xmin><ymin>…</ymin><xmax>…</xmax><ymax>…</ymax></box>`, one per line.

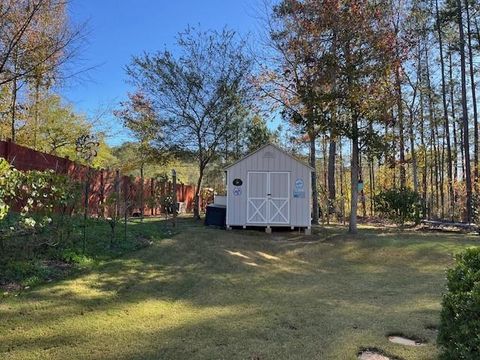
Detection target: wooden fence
<box><xmin>0</xmin><ymin>139</ymin><xmax>196</xmax><ymax>217</ymax></box>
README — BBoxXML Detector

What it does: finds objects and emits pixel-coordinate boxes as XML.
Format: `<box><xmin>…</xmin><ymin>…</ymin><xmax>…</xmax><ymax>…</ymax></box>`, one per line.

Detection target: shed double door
<box><xmin>247</xmin><ymin>172</ymin><xmax>290</xmax><ymax>224</ymax></box>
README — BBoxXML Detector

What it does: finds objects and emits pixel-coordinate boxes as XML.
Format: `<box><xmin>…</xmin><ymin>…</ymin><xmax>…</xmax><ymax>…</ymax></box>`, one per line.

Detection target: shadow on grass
<box><xmin>1</xmin><ymin>218</ymin><xmax>478</xmax><ymax>359</ymax></box>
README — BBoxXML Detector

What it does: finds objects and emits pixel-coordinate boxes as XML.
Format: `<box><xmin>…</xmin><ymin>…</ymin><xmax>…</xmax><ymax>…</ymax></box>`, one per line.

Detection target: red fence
<box><xmin>0</xmin><ymin>139</ymin><xmax>196</xmax><ymax>217</ymax></box>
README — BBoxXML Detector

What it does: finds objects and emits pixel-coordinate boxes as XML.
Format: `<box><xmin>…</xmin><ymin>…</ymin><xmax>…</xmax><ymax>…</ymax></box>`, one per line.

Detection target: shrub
<box><xmin>0</xmin><ymin>158</ymin><xmax>81</xmax><ymax>250</ymax></box>
<box><xmin>374</xmin><ymin>187</ymin><xmax>422</xmax><ymax>225</ymax></box>
<box><xmin>0</xmin><ymin>158</ymin><xmax>20</xmax><ymax>221</ymax></box>
<box><xmin>438</xmin><ymin>247</ymin><xmax>480</xmax><ymax>359</ymax></box>
<box><xmin>160</xmin><ymin>194</ymin><xmax>176</xmax><ymax>214</ymax></box>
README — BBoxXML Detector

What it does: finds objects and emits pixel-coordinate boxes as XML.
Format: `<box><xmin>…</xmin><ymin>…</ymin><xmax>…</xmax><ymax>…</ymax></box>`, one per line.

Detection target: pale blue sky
<box><xmin>63</xmin><ymin>0</ymin><xmax>262</xmax><ymax>145</ymax></box>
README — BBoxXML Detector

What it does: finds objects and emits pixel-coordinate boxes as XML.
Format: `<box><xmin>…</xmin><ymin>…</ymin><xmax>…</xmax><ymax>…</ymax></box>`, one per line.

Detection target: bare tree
<box><xmin>126</xmin><ymin>27</ymin><xmax>252</xmax><ymax>219</ymax></box>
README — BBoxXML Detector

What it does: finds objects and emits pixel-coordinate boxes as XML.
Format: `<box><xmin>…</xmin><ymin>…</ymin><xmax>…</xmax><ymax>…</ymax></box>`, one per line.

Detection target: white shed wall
<box><xmin>226</xmin><ymin>145</ymin><xmax>312</xmax><ymax>227</ymax></box>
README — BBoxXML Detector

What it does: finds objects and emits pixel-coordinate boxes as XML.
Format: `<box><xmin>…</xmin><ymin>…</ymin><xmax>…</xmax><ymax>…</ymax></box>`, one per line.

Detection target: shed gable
<box><xmin>225</xmin><ymin>144</ymin><xmax>312</xmax><ymax>172</ymax></box>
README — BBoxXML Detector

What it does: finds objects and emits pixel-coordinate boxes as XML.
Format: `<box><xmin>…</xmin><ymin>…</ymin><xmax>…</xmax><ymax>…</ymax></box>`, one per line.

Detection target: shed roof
<box><xmin>224</xmin><ymin>143</ymin><xmax>314</xmax><ymax>171</ymax></box>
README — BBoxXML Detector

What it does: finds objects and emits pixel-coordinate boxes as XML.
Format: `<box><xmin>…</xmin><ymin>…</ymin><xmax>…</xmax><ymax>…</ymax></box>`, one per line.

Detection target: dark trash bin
<box><xmin>205</xmin><ymin>204</ymin><xmax>226</xmax><ymax>228</ymax></box>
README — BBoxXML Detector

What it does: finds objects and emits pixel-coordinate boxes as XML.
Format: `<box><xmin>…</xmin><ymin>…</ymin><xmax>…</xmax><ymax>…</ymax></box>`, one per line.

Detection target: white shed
<box><xmin>225</xmin><ymin>143</ymin><xmax>313</xmax><ymax>234</ymax></box>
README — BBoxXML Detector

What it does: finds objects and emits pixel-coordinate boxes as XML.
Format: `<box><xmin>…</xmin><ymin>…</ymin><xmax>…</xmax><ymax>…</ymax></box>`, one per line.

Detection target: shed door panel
<box><xmin>247</xmin><ymin>172</ymin><xmax>268</xmax><ymax>223</ymax></box>
<box><xmin>268</xmin><ymin>172</ymin><xmax>289</xmax><ymax>224</ymax></box>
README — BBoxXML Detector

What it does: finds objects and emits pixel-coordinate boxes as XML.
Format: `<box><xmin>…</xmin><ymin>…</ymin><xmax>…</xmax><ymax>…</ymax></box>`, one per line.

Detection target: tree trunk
<box><xmin>10</xmin><ymin>78</ymin><xmax>17</xmax><ymax>142</ymax></box>
<box><xmin>349</xmin><ymin>116</ymin><xmax>359</xmax><ymax>234</ymax></box>
<box><xmin>436</xmin><ymin>122</ymin><xmax>445</xmax><ymax>218</ymax></box>
<box><xmin>460</xmin><ymin>115</ymin><xmax>466</xmax><ymax>182</ymax></box>
<box><xmin>408</xmin><ymin>99</ymin><xmax>420</xmax><ymax>221</ymax></box>
<box><xmin>457</xmin><ymin>0</ymin><xmax>473</xmax><ymax>222</ymax></box>
<box><xmin>140</xmin><ymin>163</ymin><xmax>145</xmax><ymax>222</ymax></box>
<box><xmin>193</xmin><ymin>165</ymin><xmax>204</xmax><ymax>220</ymax></box>
<box><xmin>328</xmin><ymin>134</ymin><xmax>336</xmax><ymax>215</ymax></box>
<box><xmin>310</xmin><ymin>133</ymin><xmax>319</xmax><ymax>224</ymax></box>
<box><xmin>409</xmin><ymin>108</ymin><xmax>419</xmax><ymax>193</ymax></box>
<box><xmin>9</xmin><ymin>51</ymin><xmax>19</xmax><ymax>142</ymax></box>
<box><xmin>359</xmin><ymin>154</ymin><xmax>367</xmax><ymax>218</ymax></box>
<box><xmin>425</xmin><ymin>46</ymin><xmax>438</xmax><ymax>217</ymax></box>
<box><xmin>124</xmin><ymin>179</ymin><xmax>128</xmax><ymax>242</ymax></box>
<box><xmin>419</xmin><ymin>58</ymin><xmax>428</xmax><ymax>217</ymax></box>
<box><xmin>465</xmin><ymin>0</ymin><xmax>478</xmax><ymax>188</ymax></box>
<box><xmin>415</xmin><ymin>39</ymin><xmax>426</xmax><ymax>211</ymax></box>
<box><xmin>395</xmin><ymin>57</ymin><xmax>406</xmax><ymax>188</ymax></box>
<box><xmin>453</xmin><ymin>119</ymin><xmax>458</xmax><ymax>182</ymax></box>
<box><xmin>33</xmin><ymin>78</ymin><xmax>41</xmax><ymax>150</ymax></box>
<box><xmin>339</xmin><ymin>138</ymin><xmax>346</xmax><ymax>224</ymax></box>
<box><xmin>451</xmin><ymin>47</ymin><xmax>466</xmax><ymax>183</ymax></box>
<box><xmin>389</xmin><ymin>109</ymin><xmax>397</xmax><ymax>188</ymax></box>
<box><xmin>449</xmin><ymin>51</ymin><xmax>459</xmax><ymax>182</ymax></box>
<box><xmin>436</xmin><ymin>0</ymin><xmax>454</xmax><ymax>219</ymax></box>
<box><xmin>368</xmin><ymin>158</ymin><xmax>374</xmax><ymax>216</ymax></box>
<box><xmin>322</xmin><ymin>135</ymin><xmax>328</xmax><ymax>224</ymax></box>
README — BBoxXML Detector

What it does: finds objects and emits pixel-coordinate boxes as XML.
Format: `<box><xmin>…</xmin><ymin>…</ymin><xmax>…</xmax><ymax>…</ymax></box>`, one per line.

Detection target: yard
<box><xmin>0</xmin><ymin>219</ymin><xmax>477</xmax><ymax>360</ymax></box>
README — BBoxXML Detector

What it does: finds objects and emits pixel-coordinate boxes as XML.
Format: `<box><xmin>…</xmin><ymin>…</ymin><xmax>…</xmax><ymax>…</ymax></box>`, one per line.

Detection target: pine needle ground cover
<box><xmin>0</xmin><ymin>219</ymin><xmax>477</xmax><ymax>360</ymax></box>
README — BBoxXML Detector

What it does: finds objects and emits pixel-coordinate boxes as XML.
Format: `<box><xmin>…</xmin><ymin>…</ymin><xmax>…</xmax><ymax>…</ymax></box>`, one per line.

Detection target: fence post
<box><xmin>5</xmin><ymin>137</ymin><xmax>11</xmax><ymax>163</ymax></box>
<box><xmin>150</xmin><ymin>178</ymin><xmax>154</xmax><ymax>216</ymax></box>
<box><xmin>172</xmin><ymin>170</ymin><xmax>177</xmax><ymax>227</ymax></box>
<box><xmin>123</xmin><ymin>175</ymin><xmax>129</xmax><ymax>241</ymax></box>
<box><xmin>163</xmin><ymin>181</ymin><xmax>167</xmax><ymax>218</ymax></box>
<box><xmin>82</xmin><ymin>166</ymin><xmax>91</xmax><ymax>253</ymax></box>
<box><xmin>140</xmin><ymin>166</ymin><xmax>144</xmax><ymax>222</ymax></box>
<box><xmin>63</xmin><ymin>156</ymin><xmax>69</xmax><ymax>175</ymax></box>
<box><xmin>100</xmin><ymin>169</ymin><xmax>105</xmax><ymax>218</ymax></box>
<box><xmin>115</xmin><ymin>170</ymin><xmax>120</xmax><ymax>220</ymax></box>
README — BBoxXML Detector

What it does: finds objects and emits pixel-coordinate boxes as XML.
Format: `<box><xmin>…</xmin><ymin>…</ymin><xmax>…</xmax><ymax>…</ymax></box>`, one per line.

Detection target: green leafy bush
<box><xmin>0</xmin><ymin>158</ymin><xmax>19</xmax><ymax>221</ymax></box>
<box><xmin>438</xmin><ymin>247</ymin><xmax>480</xmax><ymax>359</ymax></box>
<box><xmin>0</xmin><ymin>158</ymin><xmax>167</xmax><ymax>289</ymax></box>
<box><xmin>0</xmin><ymin>158</ymin><xmax>82</xmax><ymax>254</ymax></box>
<box><xmin>374</xmin><ymin>188</ymin><xmax>422</xmax><ymax>225</ymax></box>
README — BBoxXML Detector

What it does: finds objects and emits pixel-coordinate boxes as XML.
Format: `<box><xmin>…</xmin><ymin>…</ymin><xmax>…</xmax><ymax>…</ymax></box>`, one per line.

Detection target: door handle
<box><xmin>267</xmin><ymin>194</ymin><xmax>271</xmax><ymax>196</ymax></box>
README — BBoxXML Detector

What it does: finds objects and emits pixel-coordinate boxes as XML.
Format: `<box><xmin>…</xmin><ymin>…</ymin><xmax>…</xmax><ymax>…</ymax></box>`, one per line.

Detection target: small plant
<box><xmin>146</xmin><ymin>175</ymin><xmax>169</xmax><ymax>214</ymax></box>
<box><xmin>0</xmin><ymin>158</ymin><xmax>20</xmax><ymax>222</ymax></box>
<box><xmin>438</xmin><ymin>247</ymin><xmax>480</xmax><ymax>359</ymax></box>
<box><xmin>374</xmin><ymin>187</ymin><xmax>422</xmax><ymax>225</ymax></box>
<box><xmin>102</xmin><ymin>192</ymin><xmax>121</xmax><ymax>249</ymax></box>
<box><xmin>160</xmin><ymin>194</ymin><xmax>175</xmax><ymax>217</ymax></box>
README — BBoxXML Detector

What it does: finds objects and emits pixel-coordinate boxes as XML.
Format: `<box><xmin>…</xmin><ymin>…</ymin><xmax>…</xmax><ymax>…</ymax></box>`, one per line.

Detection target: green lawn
<box><xmin>0</xmin><ymin>219</ymin><xmax>477</xmax><ymax>360</ymax></box>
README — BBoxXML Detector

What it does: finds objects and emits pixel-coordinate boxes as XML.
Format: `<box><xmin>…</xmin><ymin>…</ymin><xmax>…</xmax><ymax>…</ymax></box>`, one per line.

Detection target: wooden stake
<box><xmin>172</xmin><ymin>169</ymin><xmax>177</xmax><ymax>227</ymax></box>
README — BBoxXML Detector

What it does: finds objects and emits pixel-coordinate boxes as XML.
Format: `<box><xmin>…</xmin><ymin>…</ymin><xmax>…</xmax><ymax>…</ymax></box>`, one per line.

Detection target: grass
<box><xmin>0</xmin><ymin>216</ymin><xmax>174</xmax><ymax>288</ymax></box>
<box><xmin>0</xmin><ymin>218</ymin><xmax>478</xmax><ymax>359</ymax></box>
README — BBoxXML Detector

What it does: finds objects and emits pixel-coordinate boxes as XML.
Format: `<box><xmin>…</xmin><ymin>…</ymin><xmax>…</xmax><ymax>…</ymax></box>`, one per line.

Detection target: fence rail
<box><xmin>0</xmin><ymin>139</ymin><xmax>195</xmax><ymax>217</ymax></box>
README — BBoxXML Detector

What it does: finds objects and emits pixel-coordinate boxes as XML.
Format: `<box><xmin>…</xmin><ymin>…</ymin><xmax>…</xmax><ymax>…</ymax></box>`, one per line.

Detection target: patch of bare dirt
<box><xmin>358</xmin><ymin>350</ymin><xmax>391</xmax><ymax>360</ymax></box>
<box><xmin>1</xmin><ymin>282</ymin><xmax>22</xmax><ymax>294</ymax></box>
<box><xmin>388</xmin><ymin>335</ymin><xmax>425</xmax><ymax>346</ymax></box>
<box><xmin>425</xmin><ymin>324</ymin><xmax>438</xmax><ymax>332</ymax></box>
<box><xmin>42</xmin><ymin>260</ymin><xmax>72</xmax><ymax>271</ymax></box>
<box><xmin>136</xmin><ymin>234</ymin><xmax>153</xmax><ymax>248</ymax></box>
